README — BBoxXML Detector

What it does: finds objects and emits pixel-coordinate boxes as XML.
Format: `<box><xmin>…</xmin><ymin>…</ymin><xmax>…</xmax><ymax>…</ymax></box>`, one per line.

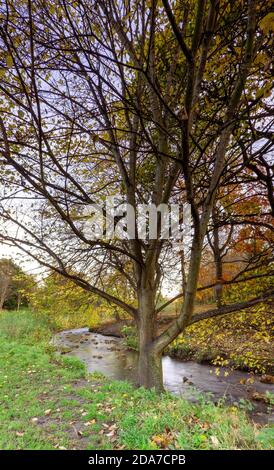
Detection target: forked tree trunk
<box><xmin>137</xmin><ymin>286</ymin><xmax>164</xmax><ymax>392</ymax></box>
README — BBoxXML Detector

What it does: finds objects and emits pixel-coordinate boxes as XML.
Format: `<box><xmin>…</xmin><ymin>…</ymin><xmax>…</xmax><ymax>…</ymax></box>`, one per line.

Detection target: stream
<box><xmin>54</xmin><ymin>328</ymin><xmax>274</xmax><ymax>425</ymax></box>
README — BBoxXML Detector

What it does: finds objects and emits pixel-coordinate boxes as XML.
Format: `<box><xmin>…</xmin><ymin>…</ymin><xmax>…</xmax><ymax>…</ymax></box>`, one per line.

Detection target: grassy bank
<box><xmin>0</xmin><ymin>310</ymin><xmax>273</xmax><ymax>450</ymax></box>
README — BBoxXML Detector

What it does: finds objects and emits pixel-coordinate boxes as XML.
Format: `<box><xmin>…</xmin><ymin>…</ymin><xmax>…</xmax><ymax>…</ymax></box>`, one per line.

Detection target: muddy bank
<box><xmin>90</xmin><ymin>320</ymin><xmax>128</xmax><ymax>338</ymax></box>
<box><xmin>89</xmin><ymin>317</ymin><xmax>171</xmax><ymax>338</ymax></box>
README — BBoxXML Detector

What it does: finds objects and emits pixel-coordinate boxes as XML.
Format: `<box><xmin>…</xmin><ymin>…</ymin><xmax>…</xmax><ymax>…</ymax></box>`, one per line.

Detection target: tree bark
<box><xmin>137</xmin><ymin>286</ymin><xmax>164</xmax><ymax>392</ymax></box>
<box><xmin>138</xmin><ymin>341</ymin><xmax>163</xmax><ymax>391</ymax></box>
<box><xmin>212</xmin><ymin>209</ymin><xmax>223</xmax><ymax>308</ymax></box>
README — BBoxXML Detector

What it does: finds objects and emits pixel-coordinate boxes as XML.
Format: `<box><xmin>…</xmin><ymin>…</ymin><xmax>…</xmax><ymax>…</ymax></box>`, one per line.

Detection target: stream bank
<box><xmin>53</xmin><ymin>328</ymin><xmax>274</xmax><ymax>425</ymax></box>
<box><xmin>90</xmin><ymin>318</ymin><xmax>274</xmax><ymax>375</ymax></box>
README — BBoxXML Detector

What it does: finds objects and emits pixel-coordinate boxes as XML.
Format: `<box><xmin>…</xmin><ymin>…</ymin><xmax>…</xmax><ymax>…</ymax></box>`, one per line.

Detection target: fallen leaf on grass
<box><xmin>84</xmin><ymin>419</ymin><xmax>96</xmax><ymax>426</ymax></box>
<box><xmin>108</xmin><ymin>424</ymin><xmax>117</xmax><ymax>430</ymax></box>
<box><xmin>200</xmin><ymin>421</ymin><xmax>211</xmax><ymax>431</ymax></box>
<box><xmin>187</xmin><ymin>415</ymin><xmax>200</xmax><ymax>426</ymax></box>
<box><xmin>210</xmin><ymin>436</ymin><xmax>219</xmax><ymax>448</ymax></box>
<box><xmin>151</xmin><ymin>430</ymin><xmax>175</xmax><ymax>449</ymax></box>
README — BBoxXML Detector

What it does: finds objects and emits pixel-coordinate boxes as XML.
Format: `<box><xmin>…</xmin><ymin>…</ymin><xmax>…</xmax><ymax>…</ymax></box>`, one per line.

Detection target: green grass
<box><xmin>0</xmin><ymin>309</ymin><xmax>56</xmax><ymax>344</ymax></box>
<box><xmin>0</xmin><ymin>309</ymin><xmax>273</xmax><ymax>450</ymax></box>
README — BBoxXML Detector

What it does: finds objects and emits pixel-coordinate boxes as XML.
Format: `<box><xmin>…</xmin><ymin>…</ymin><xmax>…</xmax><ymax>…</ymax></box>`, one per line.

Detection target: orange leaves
<box><xmin>151</xmin><ymin>426</ymin><xmax>176</xmax><ymax>449</ymax></box>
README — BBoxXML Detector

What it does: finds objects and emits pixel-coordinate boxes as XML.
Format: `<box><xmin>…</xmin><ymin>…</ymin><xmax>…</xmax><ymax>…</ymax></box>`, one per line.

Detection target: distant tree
<box><xmin>0</xmin><ymin>259</ymin><xmax>33</xmax><ymax>310</ymax></box>
<box><xmin>32</xmin><ymin>270</ymin><xmax>132</xmax><ymax>329</ymax></box>
<box><xmin>0</xmin><ymin>259</ymin><xmax>13</xmax><ymax>310</ymax></box>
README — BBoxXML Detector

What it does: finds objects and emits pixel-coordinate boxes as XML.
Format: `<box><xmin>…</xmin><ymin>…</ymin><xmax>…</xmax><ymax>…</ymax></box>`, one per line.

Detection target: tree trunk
<box><xmin>180</xmin><ymin>249</ymin><xmax>187</xmax><ymax>298</ymax></box>
<box><xmin>113</xmin><ymin>307</ymin><xmax>121</xmax><ymax>322</ymax></box>
<box><xmin>137</xmin><ymin>286</ymin><xmax>164</xmax><ymax>392</ymax></box>
<box><xmin>213</xmin><ymin>209</ymin><xmax>223</xmax><ymax>308</ymax></box>
<box><xmin>213</xmin><ymin>244</ymin><xmax>223</xmax><ymax>308</ymax></box>
<box><xmin>17</xmin><ymin>293</ymin><xmax>22</xmax><ymax>311</ymax></box>
<box><xmin>138</xmin><ymin>344</ymin><xmax>163</xmax><ymax>392</ymax></box>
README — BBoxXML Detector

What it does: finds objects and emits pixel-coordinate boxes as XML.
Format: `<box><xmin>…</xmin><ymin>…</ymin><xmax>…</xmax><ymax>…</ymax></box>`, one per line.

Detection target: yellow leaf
<box><xmin>259</xmin><ymin>13</ymin><xmax>274</xmax><ymax>33</ymax></box>
<box><xmin>6</xmin><ymin>55</ymin><xmax>13</xmax><ymax>68</ymax></box>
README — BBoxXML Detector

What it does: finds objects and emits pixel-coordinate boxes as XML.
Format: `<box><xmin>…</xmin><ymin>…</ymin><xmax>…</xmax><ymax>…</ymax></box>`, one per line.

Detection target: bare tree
<box><xmin>0</xmin><ymin>0</ymin><xmax>273</xmax><ymax>389</ymax></box>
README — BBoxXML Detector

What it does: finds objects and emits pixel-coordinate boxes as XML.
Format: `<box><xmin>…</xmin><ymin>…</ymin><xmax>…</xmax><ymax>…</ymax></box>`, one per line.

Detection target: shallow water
<box><xmin>54</xmin><ymin>328</ymin><xmax>274</xmax><ymax>424</ymax></box>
